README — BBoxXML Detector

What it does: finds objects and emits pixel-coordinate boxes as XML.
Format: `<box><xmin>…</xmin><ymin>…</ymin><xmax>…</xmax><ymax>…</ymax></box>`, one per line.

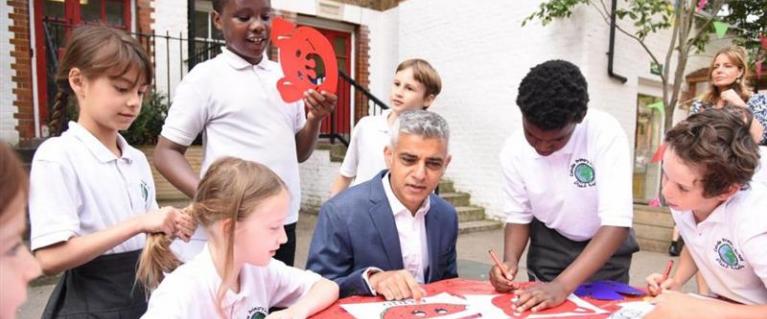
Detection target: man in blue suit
<box><xmin>306</xmin><ymin>110</ymin><xmax>458</xmax><ymax>300</ymax></box>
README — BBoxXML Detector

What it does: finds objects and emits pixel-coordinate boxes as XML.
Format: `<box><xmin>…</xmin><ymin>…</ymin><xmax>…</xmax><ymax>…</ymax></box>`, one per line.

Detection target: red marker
<box><xmin>662</xmin><ymin>260</ymin><xmax>674</xmax><ymax>281</ymax></box>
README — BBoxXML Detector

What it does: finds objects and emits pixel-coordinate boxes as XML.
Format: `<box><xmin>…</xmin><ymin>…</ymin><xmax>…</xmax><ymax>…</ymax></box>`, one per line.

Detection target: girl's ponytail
<box><xmin>48</xmin><ymin>90</ymin><xmax>70</xmax><ymax>136</ymax></box>
<box><xmin>136</xmin><ymin>207</ymin><xmax>193</xmax><ymax>291</ymax></box>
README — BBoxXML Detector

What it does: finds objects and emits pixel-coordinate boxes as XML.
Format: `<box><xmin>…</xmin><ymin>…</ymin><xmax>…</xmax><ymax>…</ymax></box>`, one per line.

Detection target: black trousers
<box><xmin>526</xmin><ymin>218</ymin><xmax>639</xmax><ymax>283</ymax></box>
<box><xmin>43</xmin><ymin>250</ymin><xmax>147</xmax><ymax>319</ymax></box>
<box><xmin>273</xmin><ymin>222</ymin><xmax>297</xmax><ymax>266</ymax></box>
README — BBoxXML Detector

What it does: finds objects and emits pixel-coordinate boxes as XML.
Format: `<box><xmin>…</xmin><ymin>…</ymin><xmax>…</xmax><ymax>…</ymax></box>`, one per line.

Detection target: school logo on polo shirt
<box><xmin>714</xmin><ymin>238</ymin><xmax>744</xmax><ymax>270</ymax></box>
<box><xmin>248</xmin><ymin>306</ymin><xmax>267</xmax><ymax>319</ymax></box>
<box><xmin>570</xmin><ymin>158</ymin><xmax>596</xmax><ymax>188</ymax></box>
<box><xmin>139</xmin><ymin>180</ymin><xmax>150</xmax><ymax>203</ymax></box>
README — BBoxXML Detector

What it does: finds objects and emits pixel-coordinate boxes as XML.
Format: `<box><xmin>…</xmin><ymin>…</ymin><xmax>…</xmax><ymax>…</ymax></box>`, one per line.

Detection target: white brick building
<box><xmin>290</xmin><ymin>1</ymin><xmax>729</xmax><ymax>216</ymax></box>
<box><xmin>1</xmin><ymin>1</ymin><xmax>18</xmax><ymax>143</ymax></box>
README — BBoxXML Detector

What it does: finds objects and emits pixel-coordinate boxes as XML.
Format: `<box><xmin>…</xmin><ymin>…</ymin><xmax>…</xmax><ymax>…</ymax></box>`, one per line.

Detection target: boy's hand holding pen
<box><xmin>488</xmin><ymin>249</ymin><xmax>520</xmax><ymax>293</ymax></box>
<box><xmin>646</xmin><ymin>260</ymin><xmax>675</xmax><ymax>296</ymax></box>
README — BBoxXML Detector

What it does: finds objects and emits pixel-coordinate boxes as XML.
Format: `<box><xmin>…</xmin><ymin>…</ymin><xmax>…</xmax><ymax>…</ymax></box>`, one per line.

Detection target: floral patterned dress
<box><xmin>690</xmin><ymin>92</ymin><xmax>767</xmax><ymax>144</ymax></box>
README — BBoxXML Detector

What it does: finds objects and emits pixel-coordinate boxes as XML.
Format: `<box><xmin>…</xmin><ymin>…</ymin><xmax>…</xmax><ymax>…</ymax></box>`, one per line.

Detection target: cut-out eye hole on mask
<box><xmin>381</xmin><ymin>303</ymin><xmax>467</xmax><ymax>319</ymax></box>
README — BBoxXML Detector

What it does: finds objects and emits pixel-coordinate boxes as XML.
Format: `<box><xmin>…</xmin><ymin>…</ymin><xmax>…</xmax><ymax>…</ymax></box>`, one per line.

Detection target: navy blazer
<box><xmin>306</xmin><ymin>170</ymin><xmax>459</xmax><ymax>297</ymax></box>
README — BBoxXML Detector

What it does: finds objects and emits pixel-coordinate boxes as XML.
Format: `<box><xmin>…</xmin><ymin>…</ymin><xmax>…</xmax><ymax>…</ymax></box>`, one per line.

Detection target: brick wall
<box><xmin>137</xmin><ymin>0</ymin><xmax>154</xmax><ymax>35</ymax></box>
<box><xmin>354</xmin><ymin>24</ymin><xmax>371</xmax><ymax>120</ymax></box>
<box><xmin>7</xmin><ymin>0</ymin><xmax>34</xmax><ymax>142</ymax></box>
<box><xmin>1</xmin><ymin>1</ymin><xmax>18</xmax><ymax>143</ymax></box>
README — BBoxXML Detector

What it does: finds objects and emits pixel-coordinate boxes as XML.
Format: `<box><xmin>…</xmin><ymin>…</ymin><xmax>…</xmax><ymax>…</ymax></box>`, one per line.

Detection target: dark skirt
<box><xmin>42</xmin><ymin>250</ymin><xmax>147</xmax><ymax>319</ymax></box>
<box><xmin>526</xmin><ymin>218</ymin><xmax>639</xmax><ymax>283</ymax></box>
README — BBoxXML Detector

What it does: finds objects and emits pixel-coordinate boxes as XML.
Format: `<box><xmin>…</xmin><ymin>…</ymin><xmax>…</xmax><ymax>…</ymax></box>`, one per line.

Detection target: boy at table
<box><xmin>489</xmin><ymin>60</ymin><xmax>639</xmax><ymax>312</ymax></box>
<box><xmin>645</xmin><ymin>108</ymin><xmax>767</xmax><ymax>318</ymax></box>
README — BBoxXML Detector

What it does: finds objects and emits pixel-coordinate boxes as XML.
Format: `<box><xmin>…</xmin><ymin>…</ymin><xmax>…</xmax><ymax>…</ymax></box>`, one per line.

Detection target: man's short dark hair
<box><xmin>516</xmin><ymin>60</ymin><xmax>589</xmax><ymax>130</ymax></box>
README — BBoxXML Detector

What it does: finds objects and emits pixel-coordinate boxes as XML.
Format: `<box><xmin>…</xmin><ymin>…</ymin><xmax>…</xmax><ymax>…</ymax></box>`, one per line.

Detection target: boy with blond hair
<box><xmin>330</xmin><ymin>59</ymin><xmax>441</xmax><ymax>196</ymax></box>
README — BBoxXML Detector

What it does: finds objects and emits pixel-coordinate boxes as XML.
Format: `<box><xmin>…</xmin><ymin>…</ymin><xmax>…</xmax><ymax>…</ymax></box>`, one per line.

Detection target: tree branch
<box><xmin>663</xmin><ymin>1</ymin><xmax>685</xmax><ymax>93</ymax></box>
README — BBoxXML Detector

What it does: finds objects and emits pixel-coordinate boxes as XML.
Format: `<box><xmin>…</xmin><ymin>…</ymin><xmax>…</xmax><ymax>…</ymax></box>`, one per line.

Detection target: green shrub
<box><xmin>121</xmin><ymin>91</ymin><xmax>169</xmax><ymax>145</ymax></box>
<box><xmin>57</xmin><ymin>91</ymin><xmax>169</xmax><ymax>145</ymax></box>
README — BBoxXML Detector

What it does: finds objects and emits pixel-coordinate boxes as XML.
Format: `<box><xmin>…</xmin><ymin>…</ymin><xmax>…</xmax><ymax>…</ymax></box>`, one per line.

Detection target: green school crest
<box><xmin>248</xmin><ymin>306</ymin><xmax>268</xmax><ymax>319</ymax></box>
<box><xmin>570</xmin><ymin>159</ymin><xmax>596</xmax><ymax>188</ymax></box>
<box><xmin>715</xmin><ymin>238</ymin><xmax>744</xmax><ymax>270</ymax></box>
<box><xmin>139</xmin><ymin>180</ymin><xmax>150</xmax><ymax>203</ymax></box>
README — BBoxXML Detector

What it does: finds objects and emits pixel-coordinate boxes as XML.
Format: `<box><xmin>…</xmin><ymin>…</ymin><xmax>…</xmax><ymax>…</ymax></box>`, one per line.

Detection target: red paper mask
<box><xmin>271</xmin><ymin>17</ymin><xmax>338</xmax><ymax>103</ymax></box>
<box><xmin>491</xmin><ymin>294</ymin><xmax>596</xmax><ymax>318</ymax></box>
<box><xmin>381</xmin><ymin>303</ymin><xmax>467</xmax><ymax>319</ymax></box>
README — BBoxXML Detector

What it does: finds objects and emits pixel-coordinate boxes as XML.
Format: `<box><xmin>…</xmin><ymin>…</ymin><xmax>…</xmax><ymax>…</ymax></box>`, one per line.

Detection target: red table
<box><xmin>311</xmin><ymin>278</ymin><xmax>640</xmax><ymax>318</ymax></box>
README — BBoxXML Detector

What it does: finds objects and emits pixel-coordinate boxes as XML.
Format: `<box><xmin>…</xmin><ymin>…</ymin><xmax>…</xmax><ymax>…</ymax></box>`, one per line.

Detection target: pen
<box><xmin>489</xmin><ymin>249</ymin><xmax>511</xmax><ymax>280</ymax></box>
<box><xmin>662</xmin><ymin>259</ymin><xmax>674</xmax><ymax>281</ymax></box>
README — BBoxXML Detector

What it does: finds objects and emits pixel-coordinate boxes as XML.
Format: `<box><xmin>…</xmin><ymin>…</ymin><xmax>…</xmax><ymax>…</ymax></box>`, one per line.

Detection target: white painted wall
<box><xmin>299</xmin><ymin>149</ymin><xmax>341</xmax><ymax>211</ymax></box>
<box><xmin>370</xmin><ymin>0</ymin><xmax>723</xmax><ymax>219</ymax></box>
<box><xmin>1</xmin><ymin>1</ymin><xmax>18</xmax><ymax>144</ymax></box>
<box><xmin>365</xmin><ymin>6</ymin><xmax>398</xmax><ymax>104</ymax></box>
<box><xmin>151</xmin><ymin>0</ymin><xmax>189</xmax><ymax>100</ymax></box>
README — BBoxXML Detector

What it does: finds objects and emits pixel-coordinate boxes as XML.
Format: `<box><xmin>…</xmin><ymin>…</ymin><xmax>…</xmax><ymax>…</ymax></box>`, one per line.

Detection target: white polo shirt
<box><xmin>753</xmin><ymin>146</ymin><xmax>767</xmax><ymax>185</ymax></box>
<box><xmin>161</xmin><ymin>47</ymin><xmax>306</xmax><ymax>225</ymax></box>
<box><xmin>339</xmin><ymin>110</ymin><xmax>391</xmax><ymax>185</ymax></box>
<box><xmin>142</xmin><ymin>245</ymin><xmax>322</xmax><ymax>319</ymax></box>
<box><xmin>500</xmin><ymin>109</ymin><xmax>634</xmax><ymax>241</ymax></box>
<box><xmin>671</xmin><ymin>183</ymin><xmax>767</xmax><ymax>305</ymax></box>
<box><xmin>28</xmin><ymin>122</ymin><xmax>158</xmax><ymax>253</ymax></box>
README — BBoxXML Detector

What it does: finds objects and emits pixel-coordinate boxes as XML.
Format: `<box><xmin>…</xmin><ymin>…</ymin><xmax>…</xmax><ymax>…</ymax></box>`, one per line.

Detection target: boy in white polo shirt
<box><xmin>330</xmin><ymin>58</ymin><xmax>442</xmax><ymax>196</ymax></box>
<box><xmin>153</xmin><ymin>0</ymin><xmax>336</xmax><ymax>266</ymax></box>
<box><xmin>489</xmin><ymin>60</ymin><xmax>638</xmax><ymax>312</ymax></box>
<box><xmin>645</xmin><ymin>109</ymin><xmax>767</xmax><ymax>318</ymax></box>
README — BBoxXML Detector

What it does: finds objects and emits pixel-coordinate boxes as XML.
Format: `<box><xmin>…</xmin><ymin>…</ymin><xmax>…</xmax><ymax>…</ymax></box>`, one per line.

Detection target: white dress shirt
<box><xmin>363</xmin><ymin>173</ymin><xmax>431</xmax><ymax>294</ymax></box>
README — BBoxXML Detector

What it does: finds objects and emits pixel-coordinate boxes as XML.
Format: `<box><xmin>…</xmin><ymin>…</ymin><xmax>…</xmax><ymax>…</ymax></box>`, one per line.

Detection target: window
<box><xmin>633</xmin><ymin>94</ymin><xmax>664</xmax><ymax>204</ymax></box>
<box><xmin>192</xmin><ymin>1</ymin><xmax>225</xmax><ymax>64</ymax></box>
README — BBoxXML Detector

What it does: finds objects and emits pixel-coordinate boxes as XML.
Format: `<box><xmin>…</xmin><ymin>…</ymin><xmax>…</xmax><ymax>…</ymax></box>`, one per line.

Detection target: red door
<box><xmin>34</xmin><ymin>0</ymin><xmax>131</xmax><ymax>134</ymax></box>
<box><xmin>310</xmin><ymin>27</ymin><xmax>352</xmax><ymax>141</ymax></box>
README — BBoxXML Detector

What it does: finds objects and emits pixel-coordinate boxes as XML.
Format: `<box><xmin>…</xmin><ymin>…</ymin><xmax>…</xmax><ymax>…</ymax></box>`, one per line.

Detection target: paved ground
<box><xmin>17</xmin><ymin>212</ymin><xmax>695</xmax><ymax>318</ymax></box>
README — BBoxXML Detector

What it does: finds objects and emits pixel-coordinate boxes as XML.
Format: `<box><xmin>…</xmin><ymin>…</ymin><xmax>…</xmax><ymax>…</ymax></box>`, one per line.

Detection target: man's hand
<box><xmin>513</xmin><ymin>281</ymin><xmax>569</xmax><ymax>313</ymax></box>
<box><xmin>304</xmin><ymin>89</ymin><xmax>336</xmax><ymax>122</ymax></box>
<box><xmin>369</xmin><ymin>270</ymin><xmax>426</xmax><ymax>301</ymax></box>
<box><xmin>489</xmin><ymin>261</ymin><xmax>519</xmax><ymax>292</ymax></box>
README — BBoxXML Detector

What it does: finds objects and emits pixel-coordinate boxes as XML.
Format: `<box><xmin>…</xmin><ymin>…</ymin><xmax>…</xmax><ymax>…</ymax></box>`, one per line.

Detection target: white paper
<box><xmin>607</xmin><ymin>301</ymin><xmax>655</xmax><ymax>319</ymax></box>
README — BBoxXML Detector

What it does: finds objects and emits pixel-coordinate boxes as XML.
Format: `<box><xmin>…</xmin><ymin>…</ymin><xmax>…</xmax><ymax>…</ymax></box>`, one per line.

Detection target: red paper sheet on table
<box><xmin>271</xmin><ymin>17</ymin><xmax>338</xmax><ymax>103</ymax></box>
<box><xmin>310</xmin><ymin>279</ymin><xmax>637</xmax><ymax>319</ymax></box>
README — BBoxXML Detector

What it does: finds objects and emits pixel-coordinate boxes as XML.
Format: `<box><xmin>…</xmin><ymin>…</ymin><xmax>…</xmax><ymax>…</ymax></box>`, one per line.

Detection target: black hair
<box><xmin>516</xmin><ymin>60</ymin><xmax>589</xmax><ymax>130</ymax></box>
